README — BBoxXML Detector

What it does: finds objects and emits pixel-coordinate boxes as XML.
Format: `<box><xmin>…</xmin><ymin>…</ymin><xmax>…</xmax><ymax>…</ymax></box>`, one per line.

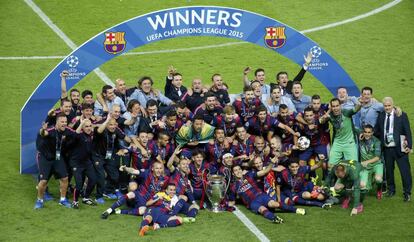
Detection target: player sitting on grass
<box><xmin>325</xmin><ymin>160</ymin><xmax>363</xmax><ymax>216</ymax></box>
<box><xmin>277</xmin><ymin>158</ymin><xmax>331</xmax><ymax>208</ymax></box>
<box><xmin>139</xmin><ymin>183</ymin><xmax>183</xmax><ymax>237</ymax></box>
<box><xmin>101</xmin><ymin>161</ymin><xmax>168</xmax><ymax>219</ymax></box>
<box><xmin>228</xmin><ymin>164</ymin><xmax>285</xmax><ymax>223</ymax></box>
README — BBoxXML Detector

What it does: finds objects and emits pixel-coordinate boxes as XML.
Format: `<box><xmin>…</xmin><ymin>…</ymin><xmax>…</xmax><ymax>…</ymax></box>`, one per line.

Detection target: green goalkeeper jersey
<box><xmin>359</xmin><ymin>136</ymin><xmax>382</xmax><ymax>169</ymax></box>
<box><xmin>325</xmin><ymin>160</ymin><xmax>361</xmax><ymax>208</ymax></box>
<box><xmin>329</xmin><ymin>109</ymin><xmax>356</xmax><ymax>144</ymax></box>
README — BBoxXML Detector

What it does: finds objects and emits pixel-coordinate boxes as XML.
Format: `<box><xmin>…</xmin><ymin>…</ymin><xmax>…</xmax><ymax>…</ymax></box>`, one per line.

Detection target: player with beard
<box><xmin>206</xmin><ymin>128</ymin><xmax>233</xmax><ymax>169</ymax></box>
<box><xmin>276</xmin><ymin>104</ymin><xmax>300</xmax><ymax>145</ymax></box>
<box><xmin>155</xmin><ymin>132</ymin><xmax>175</xmax><ymax>164</ymax></box>
<box><xmin>233</xmin><ymin>125</ymin><xmax>255</xmax><ymax>168</ymax></box>
<box><xmin>297</xmin><ymin>107</ymin><xmax>330</xmax><ymax>178</ymax></box>
<box><xmin>296</xmin><ymin>95</ymin><xmax>330</xmax><ymax>143</ymax></box>
<box><xmin>194</xmin><ymin>92</ymin><xmax>223</xmax><ymax>124</ymax></box>
<box><xmin>101</xmin><ymin>161</ymin><xmax>169</xmax><ymax>219</ymax></box>
<box><xmin>34</xmin><ymin>114</ymin><xmax>76</xmax><ymax>209</ymax></box>
<box><xmin>210</xmin><ymin>73</ymin><xmax>230</xmax><ymax>107</ymax></box>
<box><xmin>233</xmin><ymin>86</ymin><xmax>262</xmax><ymax>123</ymax></box>
<box><xmin>262</xmin><ymin>85</ymin><xmax>296</xmax><ymax>116</ymax></box>
<box><xmin>60</xmin><ymin>70</ymin><xmax>82</xmax><ymax>117</ymax></box>
<box><xmin>175</xmin><ymin>114</ymin><xmax>215</xmax><ymax>151</ymax></box>
<box><xmin>129</xmin><ymin>130</ymin><xmax>158</xmax><ymax>170</ymax></box>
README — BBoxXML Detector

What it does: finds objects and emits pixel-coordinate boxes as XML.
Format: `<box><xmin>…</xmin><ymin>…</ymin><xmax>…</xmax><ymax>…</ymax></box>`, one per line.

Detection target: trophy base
<box><xmin>210</xmin><ymin>206</ymin><xmax>224</xmax><ymax>213</ymax></box>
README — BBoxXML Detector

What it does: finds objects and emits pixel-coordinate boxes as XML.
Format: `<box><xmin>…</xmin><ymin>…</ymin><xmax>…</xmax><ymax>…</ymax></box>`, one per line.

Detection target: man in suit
<box><xmin>375</xmin><ymin>97</ymin><xmax>412</xmax><ymax>202</ymax></box>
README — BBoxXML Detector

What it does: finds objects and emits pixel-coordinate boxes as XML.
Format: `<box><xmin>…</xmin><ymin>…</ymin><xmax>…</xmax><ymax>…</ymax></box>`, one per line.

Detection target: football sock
<box><xmin>165</xmin><ymin>219</ymin><xmax>181</xmax><ymax>227</ymax></box>
<box><xmin>111</xmin><ymin>195</ymin><xmax>127</xmax><ymax>210</ymax></box>
<box><xmin>262</xmin><ymin>209</ymin><xmax>275</xmax><ymax>221</ymax></box>
<box><xmin>171</xmin><ymin>199</ymin><xmax>186</xmax><ymax>215</ymax></box>
<box><xmin>280</xmin><ymin>202</ymin><xmax>296</xmax><ymax>213</ymax></box>
<box><xmin>295</xmin><ymin>197</ymin><xmax>323</xmax><ymax>207</ymax></box>
<box><xmin>140</xmin><ymin>218</ymin><xmax>150</xmax><ymax>228</ymax></box>
<box><xmin>187</xmin><ymin>208</ymin><xmax>198</xmax><ymax>218</ymax></box>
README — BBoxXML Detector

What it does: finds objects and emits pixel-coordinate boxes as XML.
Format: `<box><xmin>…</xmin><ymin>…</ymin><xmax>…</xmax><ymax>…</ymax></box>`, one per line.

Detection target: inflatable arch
<box><xmin>21</xmin><ymin>6</ymin><xmax>359</xmax><ymax>173</ymax></box>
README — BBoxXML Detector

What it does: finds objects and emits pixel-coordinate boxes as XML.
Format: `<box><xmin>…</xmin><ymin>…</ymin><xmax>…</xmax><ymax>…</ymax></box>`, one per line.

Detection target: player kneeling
<box><xmin>139</xmin><ymin>183</ymin><xmax>183</xmax><ymax>236</ymax></box>
<box><xmin>228</xmin><ymin>165</ymin><xmax>284</xmax><ymax>223</ymax></box>
<box><xmin>325</xmin><ymin>160</ymin><xmax>363</xmax><ymax>216</ymax></box>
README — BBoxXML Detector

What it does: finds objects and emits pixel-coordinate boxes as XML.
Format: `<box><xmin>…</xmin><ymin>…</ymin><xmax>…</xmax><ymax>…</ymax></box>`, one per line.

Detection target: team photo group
<box><xmin>34</xmin><ymin>51</ymin><xmax>412</xmax><ymax>236</ymax></box>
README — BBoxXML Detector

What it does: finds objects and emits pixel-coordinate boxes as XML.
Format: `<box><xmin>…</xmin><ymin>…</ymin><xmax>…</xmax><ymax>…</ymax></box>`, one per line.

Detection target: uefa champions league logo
<box><xmin>309</xmin><ymin>46</ymin><xmax>328</xmax><ymax>71</ymax></box>
<box><xmin>66</xmin><ymin>55</ymin><xmax>79</xmax><ymax>68</ymax></box>
<box><xmin>310</xmin><ymin>46</ymin><xmax>322</xmax><ymax>58</ymax></box>
<box><xmin>65</xmin><ymin>55</ymin><xmax>85</xmax><ymax>80</ymax></box>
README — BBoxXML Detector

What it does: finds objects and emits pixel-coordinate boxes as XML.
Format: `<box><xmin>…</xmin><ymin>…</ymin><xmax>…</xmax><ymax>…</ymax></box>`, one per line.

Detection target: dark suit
<box><xmin>375</xmin><ymin>110</ymin><xmax>412</xmax><ymax>195</ymax></box>
<box><xmin>165</xmin><ymin>76</ymin><xmax>187</xmax><ymax>102</ymax></box>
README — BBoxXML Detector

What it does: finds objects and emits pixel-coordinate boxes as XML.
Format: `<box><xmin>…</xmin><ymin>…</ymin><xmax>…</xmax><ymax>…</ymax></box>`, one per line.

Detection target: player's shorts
<box><xmin>360</xmin><ymin>162</ymin><xmax>384</xmax><ymax>190</ymax></box>
<box><xmin>282</xmin><ymin>189</ymin><xmax>305</xmax><ymax>202</ymax></box>
<box><xmin>250</xmin><ymin>194</ymin><xmax>272</xmax><ymax>213</ymax></box>
<box><xmin>134</xmin><ymin>190</ymin><xmax>150</xmax><ymax>208</ymax></box>
<box><xmin>37</xmin><ymin>153</ymin><xmax>68</xmax><ymax>180</ymax></box>
<box><xmin>193</xmin><ymin>188</ymin><xmax>203</xmax><ymax>201</ymax></box>
<box><xmin>299</xmin><ymin>144</ymin><xmax>328</xmax><ymax>162</ymax></box>
<box><xmin>145</xmin><ymin>207</ymin><xmax>171</xmax><ymax>225</ymax></box>
<box><xmin>329</xmin><ymin>141</ymin><xmax>358</xmax><ymax>166</ymax></box>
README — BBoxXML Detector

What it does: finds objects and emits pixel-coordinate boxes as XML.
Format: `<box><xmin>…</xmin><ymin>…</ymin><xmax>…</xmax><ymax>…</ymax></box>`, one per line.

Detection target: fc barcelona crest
<box><xmin>264</xmin><ymin>27</ymin><xmax>286</xmax><ymax>49</ymax></box>
<box><xmin>104</xmin><ymin>32</ymin><xmax>126</xmax><ymax>54</ymax></box>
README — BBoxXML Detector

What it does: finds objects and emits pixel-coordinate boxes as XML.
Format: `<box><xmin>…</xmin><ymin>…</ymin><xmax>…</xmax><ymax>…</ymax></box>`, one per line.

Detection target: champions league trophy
<box><xmin>203</xmin><ymin>168</ymin><xmax>231</xmax><ymax>213</ymax></box>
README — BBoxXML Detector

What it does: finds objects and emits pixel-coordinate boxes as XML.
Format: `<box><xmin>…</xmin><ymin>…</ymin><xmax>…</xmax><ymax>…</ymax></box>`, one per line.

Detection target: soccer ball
<box><xmin>298</xmin><ymin>136</ymin><xmax>310</xmax><ymax>150</ymax></box>
<box><xmin>66</xmin><ymin>55</ymin><xmax>79</xmax><ymax>68</ymax></box>
<box><xmin>310</xmin><ymin>46</ymin><xmax>322</xmax><ymax>58</ymax></box>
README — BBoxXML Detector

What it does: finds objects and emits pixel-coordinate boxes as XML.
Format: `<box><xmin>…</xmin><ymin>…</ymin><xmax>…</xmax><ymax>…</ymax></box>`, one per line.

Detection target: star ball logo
<box><xmin>308</xmin><ymin>45</ymin><xmax>328</xmax><ymax>71</ymax></box>
<box><xmin>264</xmin><ymin>26</ymin><xmax>286</xmax><ymax>49</ymax></box>
<box><xmin>66</xmin><ymin>55</ymin><xmax>79</xmax><ymax>68</ymax></box>
<box><xmin>104</xmin><ymin>32</ymin><xmax>126</xmax><ymax>54</ymax></box>
<box><xmin>65</xmin><ymin>55</ymin><xmax>86</xmax><ymax>80</ymax></box>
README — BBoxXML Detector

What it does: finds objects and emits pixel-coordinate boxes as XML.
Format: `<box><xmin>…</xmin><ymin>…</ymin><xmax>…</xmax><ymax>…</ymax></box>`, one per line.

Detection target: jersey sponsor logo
<box><xmin>104</xmin><ymin>32</ymin><xmax>126</xmax><ymax>54</ymax></box>
<box><xmin>265</xmin><ymin>26</ymin><xmax>286</xmax><ymax>49</ymax></box>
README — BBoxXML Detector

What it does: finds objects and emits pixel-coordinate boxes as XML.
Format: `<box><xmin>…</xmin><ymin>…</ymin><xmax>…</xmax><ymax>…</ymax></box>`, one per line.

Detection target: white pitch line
<box><xmin>233</xmin><ymin>206</ymin><xmax>270</xmax><ymax>242</ymax></box>
<box><xmin>3</xmin><ymin>0</ymin><xmax>402</xmax><ymax>61</ymax></box>
<box><xmin>301</xmin><ymin>0</ymin><xmax>402</xmax><ymax>33</ymax></box>
<box><xmin>23</xmin><ymin>0</ymin><xmax>114</xmax><ymax>86</ymax></box>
